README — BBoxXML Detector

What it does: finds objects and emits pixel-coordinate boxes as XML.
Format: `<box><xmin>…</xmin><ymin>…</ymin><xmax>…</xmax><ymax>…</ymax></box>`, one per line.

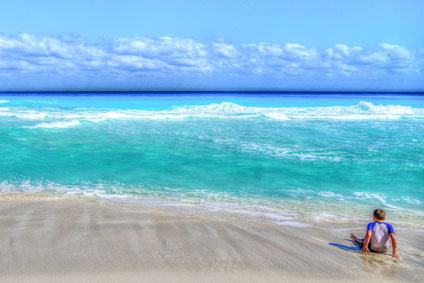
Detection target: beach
<box><xmin>0</xmin><ymin>93</ymin><xmax>423</xmax><ymax>282</ymax></box>
<box><xmin>1</xmin><ymin>197</ymin><xmax>423</xmax><ymax>283</ymax></box>
<box><xmin>2</xmin><ymin>0</ymin><xmax>423</xmax><ymax>280</ymax></box>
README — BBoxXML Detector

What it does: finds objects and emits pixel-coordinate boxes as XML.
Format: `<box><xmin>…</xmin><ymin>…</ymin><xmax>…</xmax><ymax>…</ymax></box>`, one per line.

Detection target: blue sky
<box><xmin>0</xmin><ymin>0</ymin><xmax>423</xmax><ymax>91</ymax></box>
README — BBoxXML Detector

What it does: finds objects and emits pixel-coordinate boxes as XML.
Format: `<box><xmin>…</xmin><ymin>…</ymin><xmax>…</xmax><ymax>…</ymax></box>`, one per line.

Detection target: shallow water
<box><xmin>0</xmin><ymin>93</ymin><xmax>423</xmax><ymax>228</ymax></box>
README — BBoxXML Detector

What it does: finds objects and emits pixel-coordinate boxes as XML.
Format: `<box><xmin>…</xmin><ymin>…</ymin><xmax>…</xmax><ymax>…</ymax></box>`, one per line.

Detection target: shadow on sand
<box><xmin>329</xmin><ymin>239</ymin><xmax>361</xmax><ymax>253</ymax></box>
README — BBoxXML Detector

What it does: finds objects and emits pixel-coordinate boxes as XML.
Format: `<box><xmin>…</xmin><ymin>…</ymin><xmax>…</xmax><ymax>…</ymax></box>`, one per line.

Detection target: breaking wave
<box><xmin>0</xmin><ymin>101</ymin><xmax>423</xmax><ymax>129</ymax></box>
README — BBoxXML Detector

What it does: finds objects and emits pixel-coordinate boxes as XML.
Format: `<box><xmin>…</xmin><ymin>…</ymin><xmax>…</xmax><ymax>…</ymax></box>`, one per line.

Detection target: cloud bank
<box><xmin>0</xmin><ymin>34</ymin><xmax>422</xmax><ymax>90</ymax></box>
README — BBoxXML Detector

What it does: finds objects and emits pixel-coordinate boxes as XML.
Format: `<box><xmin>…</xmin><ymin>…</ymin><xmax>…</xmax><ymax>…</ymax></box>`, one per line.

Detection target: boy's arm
<box><xmin>390</xmin><ymin>233</ymin><xmax>400</xmax><ymax>258</ymax></box>
<box><xmin>362</xmin><ymin>230</ymin><xmax>372</xmax><ymax>255</ymax></box>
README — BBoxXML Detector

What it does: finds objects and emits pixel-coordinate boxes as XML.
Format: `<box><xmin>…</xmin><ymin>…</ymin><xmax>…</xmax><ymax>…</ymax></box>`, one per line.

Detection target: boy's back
<box><xmin>367</xmin><ymin>221</ymin><xmax>394</xmax><ymax>252</ymax></box>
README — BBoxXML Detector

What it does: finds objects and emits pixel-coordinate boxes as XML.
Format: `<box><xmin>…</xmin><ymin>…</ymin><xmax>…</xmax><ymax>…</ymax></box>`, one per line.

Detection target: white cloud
<box><xmin>379</xmin><ymin>43</ymin><xmax>412</xmax><ymax>59</ymax></box>
<box><xmin>283</xmin><ymin>43</ymin><xmax>318</xmax><ymax>61</ymax></box>
<box><xmin>212</xmin><ymin>42</ymin><xmax>239</xmax><ymax>58</ymax></box>
<box><xmin>113</xmin><ymin>37</ymin><xmax>207</xmax><ymax>58</ymax></box>
<box><xmin>243</xmin><ymin>43</ymin><xmax>283</xmax><ymax>56</ymax></box>
<box><xmin>0</xmin><ymin>33</ymin><xmax>422</xmax><ymax>87</ymax></box>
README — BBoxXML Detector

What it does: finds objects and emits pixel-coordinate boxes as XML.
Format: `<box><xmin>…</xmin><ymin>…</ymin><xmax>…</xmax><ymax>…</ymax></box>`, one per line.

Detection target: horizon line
<box><xmin>1</xmin><ymin>90</ymin><xmax>424</xmax><ymax>94</ymax></box>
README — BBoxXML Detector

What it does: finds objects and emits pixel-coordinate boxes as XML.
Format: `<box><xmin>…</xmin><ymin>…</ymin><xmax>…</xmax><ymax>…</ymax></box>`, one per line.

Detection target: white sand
<box><xmin>0</xmin><ymin>198</ymin><xmax>422</xmax><ymax>282</ymax></box>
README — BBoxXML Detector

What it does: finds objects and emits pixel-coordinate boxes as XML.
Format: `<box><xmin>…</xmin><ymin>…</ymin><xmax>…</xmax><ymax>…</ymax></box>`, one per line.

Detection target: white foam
<box><xmin>318</xmin><ymin>191</ymin><xmax>345</xmax><ymax>200</ymax></box>
<box><xmin>1</xmin><ymin>180</ymin><xmax>423</xmax><ymax>229</ymax></box>
<box><xmin>0</xmin><ymin>100</ymin><xmax>8</xmax><ymax>103</ymax></box>
<box><xmin>0</xmin><ymin>101</ymin><xmax>423</xmax><ymax>125</ymax></box>
<box><xmin>352</xmin><ymin>192</ymin><xmax>424</xmax><ymax>216</ymax></box>
<box><xmin>263</xmin><ymin>112</ymin><xmax>291</xmax><ymax>120</ymax></box>
<box><xmin>357</xmin><ymin>101</ymin><xmax>413</xmax><ymax>114</ymax></box>
<box><xmin>213</xmin><ymin>139</ymin><xmax>343</xmax><ymax>162</ymax></box>
<box><xmin>25</xmin><ymin>120</ymin><xmax>81</xmax><ymax>129</ymax></box>
<box><xmin>402</xmin><ymin>197</ymin><xmax>421</xmax><ymax>205</ymax></box>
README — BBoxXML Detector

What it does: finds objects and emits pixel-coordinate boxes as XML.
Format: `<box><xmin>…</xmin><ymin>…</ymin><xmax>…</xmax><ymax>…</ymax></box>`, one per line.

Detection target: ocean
<box><xmin>0</xmin><ymin>93</ymin><xmax>423</xmax><ymax>229</ymax></box>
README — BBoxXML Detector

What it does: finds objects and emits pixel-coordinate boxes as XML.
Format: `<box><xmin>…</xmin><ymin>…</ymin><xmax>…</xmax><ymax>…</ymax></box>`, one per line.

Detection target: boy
<box><xmin>350</xmin><ymin>209</ymin><xmax>400</xmax><ymax>258</ymax></box>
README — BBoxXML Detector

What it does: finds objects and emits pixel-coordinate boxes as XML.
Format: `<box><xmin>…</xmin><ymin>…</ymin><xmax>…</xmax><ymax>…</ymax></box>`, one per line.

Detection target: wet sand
<box><xmin>0</xmin><ymin>198</ymin><xmax>423</xmax><ymax>282</ymax></box>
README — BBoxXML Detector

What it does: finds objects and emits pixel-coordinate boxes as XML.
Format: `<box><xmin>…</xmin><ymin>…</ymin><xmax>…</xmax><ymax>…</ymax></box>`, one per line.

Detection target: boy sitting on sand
<box><xmin>350</xmin><ymin>209</ymin><xmax>400</xmax><ymax>258</ymax></box>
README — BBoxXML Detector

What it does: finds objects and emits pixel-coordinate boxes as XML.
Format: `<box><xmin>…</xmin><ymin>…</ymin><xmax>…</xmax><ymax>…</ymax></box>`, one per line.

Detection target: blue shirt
<box><xmin>367</xmin><ymin>222</ymin><xmax>395</xmax><ymax>234</ymax></box>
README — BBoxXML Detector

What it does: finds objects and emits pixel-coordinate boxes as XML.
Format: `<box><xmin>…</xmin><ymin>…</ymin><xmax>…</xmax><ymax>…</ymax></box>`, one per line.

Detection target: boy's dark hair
<box><xmin>373</xmin><ymin>209</ymin><xmax>386</xmax><ymax>220</ymax></box>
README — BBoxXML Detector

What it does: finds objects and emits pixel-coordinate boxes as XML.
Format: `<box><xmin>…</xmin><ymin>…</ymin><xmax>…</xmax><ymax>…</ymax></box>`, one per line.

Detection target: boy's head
<box><xmin>373</xmin><ymin>209</ymin><xmax>386</xmax><ymax>221</ymax></box>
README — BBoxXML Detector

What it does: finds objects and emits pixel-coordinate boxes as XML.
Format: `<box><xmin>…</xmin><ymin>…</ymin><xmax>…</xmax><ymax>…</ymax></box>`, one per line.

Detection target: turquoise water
<box><xmin>0</xmin><ymin>93</ymin><xmax>423</xmax><ymax>228</ymax></box>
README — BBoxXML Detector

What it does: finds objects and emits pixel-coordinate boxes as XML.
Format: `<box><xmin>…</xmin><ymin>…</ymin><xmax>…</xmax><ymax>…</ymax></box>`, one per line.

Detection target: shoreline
<box><xmin>0</xmin><ymin>199</ymin><xmax>423</xmax><ymax>282</ymax></box>
<box><xmin>1</xmin><ymin>192</ymin><xmax>423</xmax><ymax>231</ymax></box>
